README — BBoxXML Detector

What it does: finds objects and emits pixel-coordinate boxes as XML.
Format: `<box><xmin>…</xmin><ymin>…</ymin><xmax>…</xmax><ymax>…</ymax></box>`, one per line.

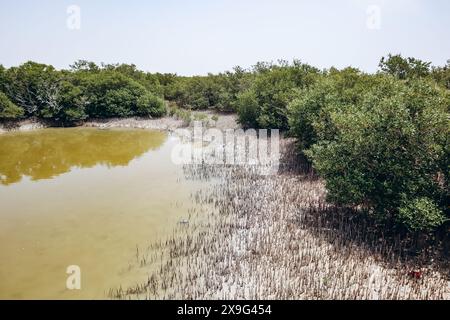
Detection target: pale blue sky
<box><xmin>0</xmin><ymin>0</ymin><xmax>449</xmax><ymax>75</ymax></box>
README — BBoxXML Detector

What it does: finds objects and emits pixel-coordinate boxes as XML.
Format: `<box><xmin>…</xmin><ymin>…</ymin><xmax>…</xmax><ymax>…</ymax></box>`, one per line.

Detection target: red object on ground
<box><xmin>408</xmin><ymin>270</ymin><xmax>423</xmax><ymax>279</ymax></box>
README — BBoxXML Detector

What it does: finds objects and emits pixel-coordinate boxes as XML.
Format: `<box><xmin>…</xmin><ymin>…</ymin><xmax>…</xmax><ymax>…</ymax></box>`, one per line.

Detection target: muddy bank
<box><xmin>110</xmin><ymin>139</ymin><xmax>449</xmax><ymax>300</ymax></box>
<box><xmin>0</xmin><ymin>111</ymin><xmax>240</xmax><ymax>134</ymax></box>
<box><xmin>83</xmin><ymin>117</ymin><xmax>186</xmax><ymax>132</ymax></box>
<box><xmin>84</xmin><ymin>111</ymin><xmax>240</xmax><ymax>131</ymax></box>
<box><xmin>0</xmin><ymin>118</ymin><xmax>47</xmax><ymax>133</ymax></box>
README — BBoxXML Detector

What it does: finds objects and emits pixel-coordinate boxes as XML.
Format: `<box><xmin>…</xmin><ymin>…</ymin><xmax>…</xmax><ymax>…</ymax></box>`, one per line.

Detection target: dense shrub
<box><xmin>0</xmin><ymin>92</ymin><xmax>24</xmax><ymax>119</ymax></box>
<box><xmin>136</xmin><ymin>93</ymin><xmax>166</xmax><ymax>117</ymax></box>
<box><xmin>180</xmin><ymin>77</ymin><xmax>214</xmax><ymax>109</ymax></box>
<box><xmin>163</xmin><ymin>67</ymin><xmax>252</xmax><ymax>112</ymax></box>
<box><xmin>0</xmin><ymin>61</ymin><xmax>166</xmax><ymax>124</ymax></box>
<box><xmin>399</xmin><ymin>197</ymin><xmax>447</xmax><ymax>232</ymax></box>
<box><xmin>236</xmin><ymin>90</ymin><xmax>260</xmax><ymax>128</ymax></box>
<box><xmin>79</xmin><ymin>71</ymin><xmax>144</xmax><ymax>117</ymax></box>
<box><xmin>379</xmin><ymin>54</ymin><xmax>431</xmax><ymax>80</ymax></box>
<box><xmin>155</xmin><ymin>73</ymin><xmax>180</xmax><ymax>100</ymax></box>
<box><xmin>432</xmin><ymin>60</ymin><xmax>450</xmax><ymax>90</ymax></box>
<box><xmin>54</xmin><ymin>80</ymin><xmax>88</xmax><ymax>123</ymax></box>
<box><xmin>0</xmin><ymin>65</ymin><xmax>6</xmax><ymax>93</ymax></box>
<box><xmin>288</xmin><ymin>68</ymin><xmax>382</xmax><ymax>150</ymax></box>
<box><xmin>236</xmin><ymin>61</ymin><xmax>319</xmax><ymax>130</ymax></box>
<box><xmin>71</xmin><ymin>61</ymin><xmax>164</xmax><ymax>97</ymax></box>
<box><xmin>305</xmin><ymin>78</ymin><xmax>449</xmax><ymax>232</ymax></box>
<box><xmin>213</xmin><ymin>67</ymin><xmax>253</xmax><ymax>112</ymax></box>
<box><xmin>3</xmin><ymin>62</ymin><xmax>61</xmax><ymax>117</ymax></box>
<box><xmin>163</xmin><ymin>60</ymin><xmax>319</xmax><ymax>124</ymax></box>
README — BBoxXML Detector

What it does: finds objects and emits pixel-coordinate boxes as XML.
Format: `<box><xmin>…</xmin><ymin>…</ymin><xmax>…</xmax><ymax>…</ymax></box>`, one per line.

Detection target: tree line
<box><xmin>0</xmin><ymin>61</ymin><xmax>166</xmax><ymax>123</ymax></box>
<box><xmin>0</xmin><ymin>54</ymin><xmax>449</xmax><ymax>232</ymax></box>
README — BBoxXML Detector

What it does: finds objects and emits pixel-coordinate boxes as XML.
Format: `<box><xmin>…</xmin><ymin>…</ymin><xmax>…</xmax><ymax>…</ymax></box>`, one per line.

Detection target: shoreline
<box><xmin>0</xmin><ymin>117</ymin><xmax>186</xmax><ymax>134</ymax></box>
<box><xmin>0</xmin><ymin>111</ymin><xmax>241</xmax><ymax>134</ymax></box>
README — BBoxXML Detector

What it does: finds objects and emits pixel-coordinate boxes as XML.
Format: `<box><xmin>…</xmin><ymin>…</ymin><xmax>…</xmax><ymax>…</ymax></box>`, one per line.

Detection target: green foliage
<box><xmin>288</xmin><ymin>68</ymin><xmax>381</xmax><ymax>150</ymax></box>
<box><xmin>0</xmin><ymin>61</ymin><xmax>167</xmax><ymax>124</ymax></box>
<box><xmin>305</xmin><ymin>78</ymin><xmax>449</xmax><ymax>232</ymax></box>
<box><xmin>399</xmin><ymin>197</ymin><xmax>447</xmax><ymax>232</ymax></box>
<box><xmin>214</xmin><ymin>67</ymin><xmax>253</xmax><ymax>112</ymax></box>
<box><xmin>379</xmin><ymin>54</ymin><xmax>431</xmax><ymax>80</ymax></box>
<box><xmin>71</xmin><ymin>68</ymin><xmax>165</xmax><ymax>119</ymax></box>
<box><xmin>101</xmin><ymin>63</ymin><xmax>164</xmax><ymax>97</ymax></box>
<box><xmin>237</xmin><ymin>60</ymin><xmax>319</xmax><ymax>129</ymax></box>
<box><xmin>164</xmin><ymin>67</ymin><xmax>252</xmax><ymax>112</ymax></box>
<box><xmin>192</xmin><ymin>112</ymin><xmax>208</xmax><ymax>123</ymax></box>
<box><xmin>432</xmin><ymin>60</ymin><xmax>450</xmax><ymax>90</ymax></box>
<box><xmin>179</xmin><ymin>77</ymin><xmax>213</xmax><ymax>110</ymax></box>
<box><xmin>80</xmin><ymin>71</ymin><xmax>144</xmax><ymax>117</ymax></box>
<box><xmin>168</xmin><ymin>75</ymin><xmax>224</xmax><ymax>111</ymax></box>
<box><xmin>236</xmin><ymin>89</ymin><xmax>260</xmax><ymax>128</ymax></box>
<box><xmin>0</xmin><ymin>92</ymin><xmax>24</xmax><ymax>119</ymax></box>
<box><xmin>54</xmin><ymin>80</ymin><xmax>88</xmax><ymax>124</ymax></box>
<box><xmin>70</xmin><ymin>60</ymin><xmax>100</xmax><ymax>72</ymax></box>
<box><xmin>164</xmin><ymin>60</ymin><xmax>320</xmax><ymax>123</ymax></box>
<box><xmin>0</xmin><ymin>65</ymin><xmax>6</xmax><ymax>93</ymax></box>
<box><xmin>136</xmin><ymin>93</ymin><xmax>166</xmax><ymax>117</ymax></box>
<box><xmin>172</xmin><ymin>107</ymin><xmax>192</xmax><ymax>125</ymax></box>
<box><xmin>3</xmin><ymin>61</ymin><xmax>61</xmax><ymax>117</ymax></box>
<box><xmin>155</xmin><ymin>73</ymin><xmax>179</xmax><ymax>99</ymax></box>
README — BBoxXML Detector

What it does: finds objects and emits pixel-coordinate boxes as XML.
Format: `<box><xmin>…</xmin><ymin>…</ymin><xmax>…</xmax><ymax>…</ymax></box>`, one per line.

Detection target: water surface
<box><xmin>0</xmin><ymin>128</ymin><xmax>203</xmax><ymax>299</ymax></box>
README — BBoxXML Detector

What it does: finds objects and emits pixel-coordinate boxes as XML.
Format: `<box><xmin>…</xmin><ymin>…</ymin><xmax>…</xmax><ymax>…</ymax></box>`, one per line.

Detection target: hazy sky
<box><xmin>0</xmin><ymin>0</ymin><xmax>449</xmax><ymax>75</ymax></box>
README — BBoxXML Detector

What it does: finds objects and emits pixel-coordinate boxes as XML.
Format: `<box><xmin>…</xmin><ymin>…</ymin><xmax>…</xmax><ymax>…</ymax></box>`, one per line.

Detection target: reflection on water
<box><xmin>0</xmin><ymin>128</ymin><xmax>205</xmax><ymax>299</ymax></box>
<box><xmin>0</xmin><ymin>128</ymin><xmax>166</xmax><ymax>185</ymax></box>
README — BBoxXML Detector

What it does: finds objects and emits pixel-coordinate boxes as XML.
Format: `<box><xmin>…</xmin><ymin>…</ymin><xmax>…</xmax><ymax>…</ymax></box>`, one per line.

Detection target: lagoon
<box><xmin>0</xmin><ymin>128</ymin><xmax>204</xmax><ymax>299</ymax></box>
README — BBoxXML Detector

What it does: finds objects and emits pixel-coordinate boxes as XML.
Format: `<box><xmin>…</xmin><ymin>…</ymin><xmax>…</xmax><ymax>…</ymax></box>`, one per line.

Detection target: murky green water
<box><xmin>0</xmin><ymin>128</ymin><xmax>203</xmax><ymax>299</ymax></box>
